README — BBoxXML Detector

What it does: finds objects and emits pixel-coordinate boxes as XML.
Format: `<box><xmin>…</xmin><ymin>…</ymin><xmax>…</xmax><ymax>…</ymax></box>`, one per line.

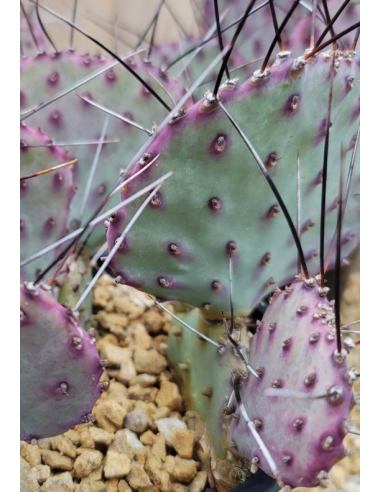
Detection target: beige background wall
<box><xmin>25</xmin><ymin>0</ymin><xmax>201</xmax><ymax>54</ymax></box>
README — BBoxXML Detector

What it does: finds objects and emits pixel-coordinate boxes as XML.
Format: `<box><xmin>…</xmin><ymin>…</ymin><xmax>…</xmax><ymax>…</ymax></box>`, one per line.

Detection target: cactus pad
<box><xmin>168</xmin><ymin>277</ymin><xmax>355</xmax><ymax>488</ymax></box>
<box><xmin>20</xmin><ymin>51</ymin><xmax>189</xmax><ymax>249</ymax></box>
<box><xmin>107</xmin><ymin>52</ymin><xmax>360</xmax><ymax>317</ymax></box>
<box><xmin>20</xmin><ymin>283</ymin><xmax>103</xmax><ymax>441</ymax></box>
<box><xmin>20</xmin><ymin>125</ymin><xmax>75</xmax><ymax>281</ymax></box>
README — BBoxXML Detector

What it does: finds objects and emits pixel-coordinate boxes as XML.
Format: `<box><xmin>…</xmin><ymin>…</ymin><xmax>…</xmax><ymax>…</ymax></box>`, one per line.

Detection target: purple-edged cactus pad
<box><xmin>20</xmin><ymin>283</ymin><xmax>103</xmax><ymax>441</ymax></box>
<box><xmin>20</xmin><ymin>52</ymin><xmax>190</xmax><ymax>249</ymax></box>
<box><xmin>20</xmin><ymin>125</ymin><xmax>75</xmax><ymax>281</ymax></box>
<box><xmin>229</xmin><ymin>277</ymin><xmax>354</xmax><ymax>488</ymax></box>
<box><xmin>107</xmin><ymin>52</ymin><xmax>360</xmax><ymax>318</ymax></box>
<box><xmin>168</xmin><ymin>277</ymin><xmax>356</xmax><ymax>488</ymax></box>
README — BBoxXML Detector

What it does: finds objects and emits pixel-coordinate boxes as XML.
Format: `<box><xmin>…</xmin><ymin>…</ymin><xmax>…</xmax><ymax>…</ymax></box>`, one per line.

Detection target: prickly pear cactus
<box><xmin>20</xmin><ymin>124</ymin><xmax>75</xmax><ymax>281</ymax></box>
<box><xmin>168</xmin><ymin>276</ymin><xmax>357</xmax><ymax>488</ymax></box>
<box><xmin>20</xmin><ymin>52</ymin><xmax>190</xmax><ymax>250</ymax></box>
<box><xmin>107</xmin><ymin>53</ymin><xmax>360</xmax><ymax>318</ymax></box>
<box><xmin>20</xmin><ymin>282</ymin><xmax>104</xmax><ymax>441</ymax></box>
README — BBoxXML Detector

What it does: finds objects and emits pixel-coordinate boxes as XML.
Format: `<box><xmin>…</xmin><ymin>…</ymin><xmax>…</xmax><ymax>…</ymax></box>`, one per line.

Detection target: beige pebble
<box><xmin>75</xmin><ymin>482</ymin><xmax>92</xmax><ymax>492</ymax></box>
<box><xmin>127</xmin><ymin>385</ymin><xmax>159</xmax><ymax>403</ymax></box>
<box><xmin>165</xmin><ymin>456</ymin><xmax>198</xmax><ymax>483</ymax></box>
<box><xmin>117</xmin><ymin>479</ymin><xmax>132</xmax><ymax>492</ymax></box>
<box><xmin>129</xmin><ymin>374</ymin><xmax>157</xmax><ymax>388</ymax></box>
<box><xmin>117</xmin><ymin>358</ymin><xmax>137</xmax><ymax>385</ymax></box>
<box><xmin>37</xmin><ymin>439</ymin><xmax>51</xmax><ymax>450</ymax></box>
<box><xmin>80</xmin><ymin>465</ymin><xmax>103</xmax><ymax>483</ymax></box>
<box><xmin>20</xmin><ymin>457</ymin><xmax>41</xmax><ymax>492</ymax></box>
<box><xmin>142</xmin><ymin>311</ymin><xmax>165</xmax><ymax>334</ymax></box>
<box><xmin>29</xmin><ymin>464</ymin><xmax>51</xmax><ymax>484</ymax></box>
<box><xmin>78</xmin><ymin>428</ymin><xmax>95</xmax><ymax>449</ymax></box>
<box><xmin>155</xmin><ymin>381</ymin><xmax>182</xmax><ymax>411</ymax></box>
<box><xmin>104</xmin><ymin>450</ymin><xmax>131</xmax><ymax>479</ymax></box>
<box><xmin>127</xmin><ymin>466</ymin><xmax>153</xmax><ymax>489</ymax></box>
<box><xmin>82</xmin><ymin>481</ymin><xmax>107</xmax><ymax>492</ymax></box>
<box><xmin>108</xmin><ymin>429</ymin><xmax>144</xmax><ymax>459</ymax></box>
<box><xmin>140</xmin><ymin>430</ymin><xmax>158</xmax><ymax>446</ymax></box>
<box><xmin>63</xmin><ymin>430</ymin><xmax>81</xmax><ymax>447</ymax></box>
<box><xmin>96</xmin><ymin>312</ymin><xmax>129</xmax><ymax>332</ymax></box>
<box><xmin>145</xmin><ymin>455</ymin><xmax>171</xmax><ymax>492</ymax></box>
<box><xmin>107</xmin><ymin>381</ymin><xmax>129</xmax><ymax>400</ymax></box>
<box><xmin>155</xmin><ymin>419</ymin><xmax>187</xmax><ymax>447</ymax></box>
<box><xmin>21</xmin><ymin>441</ymin><xmax>42</xmax><ymax>467</ymax></box>
<box><xmin>134</xmin><ymin>447</ymin><xmax>148</xmax><ymax>466</ymax></box>
<box><xmin>74</xmin><ymin>450</ymin><xmax>103</xmax><ymax>478</ymax></box>
<box><xmin>127</xmin><ymin>323</ymin><xmax>152</xmax><ymax>351</ymax></box>
<box><xmin>51</xmin><ymin>436</ymin><xmax>78</xmax><ymax>459</ymax></box>
<box><xmin>88</xmin><ymin>427</ymin><xmax>115</xmax><ymax>447</ymax></box>
<box><xmin>98</xmin><ymin>343</ymin><xmax>132</xmax><ymax>367</ymax></box>
<box><xmin>188</xmin><ymin>471</ymin><xmax>208</xmax><ymax>492</ymax></box>
<box><xmin>40</xmin><ymin>472</ymin><xmax>74</xmax><ymax>492</ymax></box>
<box><xmin>105</xmin><ymin>478</ymin><xmax>119</xmax><ymax>492</ymax></box>
<box><xmin>152</xmin><ymin>433</ymin><xmax>166</xmax><ymax>462</ymax></box>
<box><xmin>124</xmin><ymin>403</ymin><xmax>151</xmax><ymax>434</ymax></box>
<box><xmin>40</xmin><ymin>449</ymin><xmax>73</xmax><ymax>471</ymax></box>
<box><xmin>172</xmin><ymin>430</ymin><xmax>195</xmax><ymax>459</ymax></box>
<box><xmin>170</xmin><ymin>484</ymin><xmax>188</xmax><ymax>492</ymax></box>
<box><xmin>152</xmin><ymin>335</ymin><xmax>168</xmax><ymax>353</ymax></box>
<box><xmin>96</xmin><ymin>334</ymin><xmax>119</xmax><ymax>353</ymax></box>
<box><xmin>134</xmin><ymin>349</ymin><xmax>167</xmax><ymax>375</ymax></box>
<box><xmin>93</xmin><ymin>284</ymin><xmax>112</xmax><ymax>309</ymax></box>
<box><xmin>93</xmin><ymin>400</ymin><xmax>128</xmax><ymax>433</ymax></box>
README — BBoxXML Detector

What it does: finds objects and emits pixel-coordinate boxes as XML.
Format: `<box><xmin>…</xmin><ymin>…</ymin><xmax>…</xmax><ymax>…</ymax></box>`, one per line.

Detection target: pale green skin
<box><xmin>168</xmin><ymin>309</ymin><xmax>241</xmax><ymax>458</ymax></box>
<box><xmin>108</xmin><ymin>54</ymin><xmax>360</xmax><ymax>317</ymax></box>
<box><xmin>20</xmin><ymin>126</ymin><xmax>74</xmax><ymax>282</ymax></box>
<box><xmin>20</xmin><ymin>52</ymin><xmax>187</xmax><ymax>250</ymax></box>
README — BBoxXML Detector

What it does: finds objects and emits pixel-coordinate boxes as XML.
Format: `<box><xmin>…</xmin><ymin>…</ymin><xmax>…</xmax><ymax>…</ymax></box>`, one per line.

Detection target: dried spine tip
<box><xmin>201</xmin><ymin>387</ymin><xmax>213</xmax><ymax>397</ymax></box>
<box><xmin>150</xmin><ymin>194</ymin><xmax>161</xmax><ymax>207</ymax></box>
<box><xmin>227</xmin><ymin>241</ymin><xmax>237</xmax><ymax>254</ymax></box>
<box><xmin>268</xmin><ymin>205</ymin><xmax>280</xmax><ymax>218</ymax></box>
<box><xmin>100</xmin><ymin>382</ymin><xmax>109</xmax><ymax>391</ymax></box>
<box><xmin>328</xmin><ymin>386</ymin><xmax>344</xmax><ymax>405</ymax></box>
<box><xmin>169</xmin><ymin>243</ymin><xmax>180</xmax><ymax>255</ymax></box>
<box><xmin>268</xmin><ymin>322</ymin><xmax>276</xmax><ymax>332</ymax></box>
<box><xmin>60</xmin><ymin>383</ymin><xmax>68</xmax><ymax>394</ymax></box>
<box><xmin>262</xmin><ymin>253</ymin><xmax>271</xmax><ymax>266</ymax></box>
<box><xmin>291</xmin><ymin>95</ymin><xmax>299</xmax><ymax>111</ymax></box>
<box><xmin>139</xmin><ymin>153</ymin><xmax>151</xmax><ymax>166</ymax></box>
<box><xmin>322</xmin><ymin>436</ymin><xmax>334</xmax><ymax>450</ymax></box>
<box><xmin>282</xmin><ymin>338</ymin><xmax>291</xmax><ymax>349</ymax></box>
<box><xmin>309</xmin><ymin>332</ymin><xmax>320</xmax><ymax>343</ymax></box>
<box><xmin>334</xmin><ymin>349</ymin><xmax>347</xmax><ymax>366</ymax></box>
<box><xmin>211</xmin><ymin>281</ymin><xmax>221</xmax><ymax>292</ymax></box>
<box><xmin>304</xmin><ymin>374</ymin><xmax>316</xmax><ymax>386</ymax></box>
<box><xmin>215</xmin><ymin>136</ymin><xmax>225</xmax><ymax>153</ymax></box>
<box><xmin>158</xmin><ymin>277</ymin><xmax>170</xmax><ymax>288</ymax></box>
<box><xmin>209</xmin><ymin>197</ymin><xmax>221</xmax><ymax>211</ymax></box>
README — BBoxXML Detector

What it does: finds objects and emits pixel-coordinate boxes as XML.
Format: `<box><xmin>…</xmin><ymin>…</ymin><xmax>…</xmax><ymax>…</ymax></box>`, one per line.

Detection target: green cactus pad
<box><xmin>20</xmin><ymin>51</ymin><xmax>189</xmax><ymax>250</ymax></box>
<box><xmin>108</xmin><ymin>52</ymin><xmax>360</xmax><ymax>317</ymax></box>
<box><xmin>20</xmin><ymin>125</ymin><xmax>75</xmax><ymax>282</ymax></box>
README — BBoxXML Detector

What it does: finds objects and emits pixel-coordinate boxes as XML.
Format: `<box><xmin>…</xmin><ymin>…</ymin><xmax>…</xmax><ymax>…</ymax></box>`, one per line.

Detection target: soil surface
<box><xmin>20</xmin><ymin>272</ymin><xmax>360</xmax><ymax>492</ymax></box>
